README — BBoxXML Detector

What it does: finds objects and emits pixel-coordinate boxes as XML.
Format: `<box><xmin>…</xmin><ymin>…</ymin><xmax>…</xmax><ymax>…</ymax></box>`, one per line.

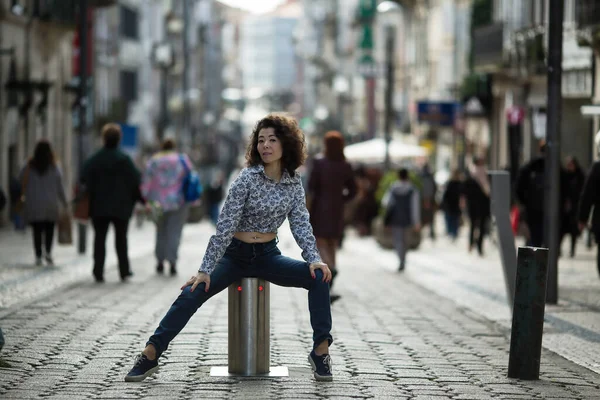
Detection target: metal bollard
<box><xmin>508</xmin><ymin>247</ymin><xmax>549</xmax><ymax>380</ymax></box>
<box><xmin>228</xmin><ymin>278</ymin><xmax>270</xmax><ymax>375</ymax></box>
<box><xmin>210</xmin><ymin>278</ymin><xmax>288</xmax><ymax>377</ymax></box>
<box><xmin>489</xmin><ymin>170</ymin><xmax>517</xmax><ymax>309</ymax></box>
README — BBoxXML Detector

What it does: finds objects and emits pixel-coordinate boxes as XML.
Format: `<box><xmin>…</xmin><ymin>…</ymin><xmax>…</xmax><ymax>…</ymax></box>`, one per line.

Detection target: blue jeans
<box><xmin>444</xmin><ymin>212</ymin><xmax>460</xmax><ymax>239</ymax></box>
<box><xmin>147</xmin><ymin>237</ymin><xmax>333</xmax><ymax>358</ymax></box>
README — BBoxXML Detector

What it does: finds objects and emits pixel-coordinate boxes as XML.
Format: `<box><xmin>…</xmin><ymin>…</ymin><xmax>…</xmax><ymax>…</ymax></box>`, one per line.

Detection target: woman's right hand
<box><xmin>181</xmin><ymin>272</ymin><xmax>211</xmax><ymax>293</ymax></box>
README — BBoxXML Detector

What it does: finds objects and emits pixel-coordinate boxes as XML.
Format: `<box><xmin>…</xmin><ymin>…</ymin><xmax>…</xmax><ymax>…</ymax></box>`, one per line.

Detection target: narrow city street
<box><xmin>1</xmin><ymin>220</ymin><xmax>599</xmax><ymax>399</ymax></box>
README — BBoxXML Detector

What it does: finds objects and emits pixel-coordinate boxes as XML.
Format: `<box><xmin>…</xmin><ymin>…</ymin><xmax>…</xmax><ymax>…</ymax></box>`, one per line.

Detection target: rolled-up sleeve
<box><xmin>287</xmin><ymin>181</ymin><xmax>321</xmax><ymax>264</ymax></box>
<box><xmin>199</xmin><ymin>170</ymin><xmax>249</xmax><ymax>274</ymax></box>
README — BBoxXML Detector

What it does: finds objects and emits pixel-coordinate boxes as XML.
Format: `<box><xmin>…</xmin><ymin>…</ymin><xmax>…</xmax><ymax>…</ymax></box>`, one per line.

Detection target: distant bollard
<box><xmin>0</xmin><ymin>327</ymin><xmax>4</xmax><ymax>352</ymax></box>
<box><xmin>508</xmin><ymin>247</ymin><xmax>549</xmax><ymax>380</ymax></box>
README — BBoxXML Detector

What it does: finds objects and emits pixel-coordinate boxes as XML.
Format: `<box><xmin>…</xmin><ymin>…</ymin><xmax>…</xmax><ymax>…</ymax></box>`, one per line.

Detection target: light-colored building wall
<box><xmin>0</xmin><ymin>1</ymin><xmax>77</xmax><ymax>224</ymax></box>
<box><xmin>242</xmin><ymin>17</ymin><xmax>297</xmax><ymax>92</ymax></box>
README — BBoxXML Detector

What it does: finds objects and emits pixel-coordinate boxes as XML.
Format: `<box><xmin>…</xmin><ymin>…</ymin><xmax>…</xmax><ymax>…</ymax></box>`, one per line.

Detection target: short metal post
<box><xmin>210</xmin><ymin>278</ymin><xmax>288</xmax><ymax>377</ymax></box>
<box><xmin>228</xmin><ymin>278</ymin><xmax>270</xmax><ymax>375</ymax></box>
<box><xmin>508</xmin><ymin>247</ymin><xmax>549</xmax><ymax>380</ymax></box>
<box><xmin>489</xmin><ymin>171</ymin><xmax>517</xmax><ymax>308</ymax></box>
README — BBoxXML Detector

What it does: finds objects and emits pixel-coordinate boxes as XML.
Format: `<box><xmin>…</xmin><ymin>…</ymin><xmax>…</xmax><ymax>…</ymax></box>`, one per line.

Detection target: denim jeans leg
<box><xmin>146</xmin><ymin>253</ymin><xmax>244</xmax><ymax>358</ymax></box>
<box><xmin>255</xmin><ymin>248</ymin><xmax>333</xmax><ymax>349</ymax></box>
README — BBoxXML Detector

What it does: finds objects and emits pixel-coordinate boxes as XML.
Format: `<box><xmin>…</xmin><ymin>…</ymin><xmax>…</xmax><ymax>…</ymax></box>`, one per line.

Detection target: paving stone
<box><xmin>0</xmin><ymin>224</ymin><xmax>599</xmax><ymax>399</ymax></box>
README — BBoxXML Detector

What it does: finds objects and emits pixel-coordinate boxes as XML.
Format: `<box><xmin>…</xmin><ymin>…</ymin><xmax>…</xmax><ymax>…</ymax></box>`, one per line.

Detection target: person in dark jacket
<box><xmin>463</xmin><ymin>157</ymin><xmax>490</xmax><ymax>256</ymax></box>
<box><xmin>561</xmin><ymin>156</ymin><xmax>585</xmax><ymax>257</ymax></box>
<box><xmin>82</xmin><ymin>123</ymin><xmax>142</xmax><ymax>282</ymax></box>
<box><xmin>578</xmin><ymin>159</ymin><xmax>600</xmax><ymax>278</ymax></box>
<box><xmin>441</xmin><ymin>169</ymin><xmax>463</xmax><ymax>241</ymax></box>
<box><xmin>516</xmin><ymin>143</ymin><xmax>567</xmax><ymax>248</ymax></box>
<box><xmin>308</xmin><ymin>131</ymin><xmax>357</xmax><ymax>294</ymax></box>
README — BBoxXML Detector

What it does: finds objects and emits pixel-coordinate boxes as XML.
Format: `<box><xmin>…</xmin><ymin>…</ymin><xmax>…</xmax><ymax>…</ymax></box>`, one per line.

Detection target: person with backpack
<box><xmin>141</xmin><ymin>138</ymin><xmax>198</xmax><ymax>276</ymax></box>
<box><xmin>383</xmin><ymin>168</ymin><xmax>421</xmax><ymax>271</ymax></box>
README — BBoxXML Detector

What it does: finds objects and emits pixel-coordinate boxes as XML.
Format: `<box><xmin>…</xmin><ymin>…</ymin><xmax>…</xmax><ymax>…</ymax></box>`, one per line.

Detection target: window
<box><xmin>11</xmin><ymin>0</ymin><xmax>25</xmax><ymax>16</ymax></box>
<box><xmin>120</xmin><ymin>6</ymin><xmax>138</xmax><ymax>39</ymax></box>
<box><xmin>120</xmin><ymin>70</ymin><xmax>138</xmax><ymax>103</ymax></box>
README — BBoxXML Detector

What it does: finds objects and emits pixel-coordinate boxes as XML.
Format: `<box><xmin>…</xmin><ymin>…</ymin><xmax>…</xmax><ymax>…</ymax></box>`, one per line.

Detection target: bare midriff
<box><xmin>233</xmin><ymin>231</ymin><xmax>277</xmax><ymax>243</ymax></box>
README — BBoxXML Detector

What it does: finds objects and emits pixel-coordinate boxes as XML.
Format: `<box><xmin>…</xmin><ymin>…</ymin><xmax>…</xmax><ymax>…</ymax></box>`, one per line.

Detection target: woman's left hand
<box><xmin>309</xmin><ymin>262</ymin><xmax>332</xmax><ymax>283</ymax></box>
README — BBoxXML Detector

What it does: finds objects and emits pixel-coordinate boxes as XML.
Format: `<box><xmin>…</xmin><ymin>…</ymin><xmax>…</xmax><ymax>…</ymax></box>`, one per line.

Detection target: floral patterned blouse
<box><xmin>141</xmin><ymin>151</ymin><xmax>193</xmax><ymax>211</ymax></box>
<box><xmin>199</xmin><ymin>164</ymin><xmax>321</xmax><ymax>274</ymax></box>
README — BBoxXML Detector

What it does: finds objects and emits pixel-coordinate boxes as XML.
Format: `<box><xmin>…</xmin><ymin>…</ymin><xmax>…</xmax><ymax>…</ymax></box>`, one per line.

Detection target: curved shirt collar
<box><xmin>248</xmin><ymin>164</ymin><xmax>300</xmax><ymax>184</ymax></box>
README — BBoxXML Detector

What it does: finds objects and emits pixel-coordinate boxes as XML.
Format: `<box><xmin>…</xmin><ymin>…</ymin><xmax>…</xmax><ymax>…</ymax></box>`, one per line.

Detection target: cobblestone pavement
<box><xmin>364</xmin><ymin>220</ymin><xmax>600</xmax><ymax>377</ymax></box>
<box><xmin>0</xmin><ymin>221</ymin><xmax>599</xmax><ymax>399</ymax></box>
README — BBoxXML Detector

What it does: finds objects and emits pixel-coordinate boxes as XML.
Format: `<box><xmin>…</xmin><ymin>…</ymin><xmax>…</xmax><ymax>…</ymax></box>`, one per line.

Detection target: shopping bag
<box><xmin>73</xmin><ymin>192</ymin><xmax>89</xmax><ymax>221</ymax></box>
<box><xmin>58</xmin><ymin>212</ymin><xmax>73</xmax><ymax>245</ymax></box>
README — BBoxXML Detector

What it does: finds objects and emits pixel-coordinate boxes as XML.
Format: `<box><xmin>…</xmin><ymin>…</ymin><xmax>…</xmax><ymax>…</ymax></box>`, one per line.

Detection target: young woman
<box><xmin>141</xmin><ymin>138</ymin><xmax>194</xmax><ymax>275</ymax></box>
<box><xmin>19</xmin><ymin>140</ymin><xmax>68</xmax><ymax>265</ymax></box>
<box><xmin>125</xmin><ymin>114</ymin><xmax>333</xmax><ymax>382</ymax></box>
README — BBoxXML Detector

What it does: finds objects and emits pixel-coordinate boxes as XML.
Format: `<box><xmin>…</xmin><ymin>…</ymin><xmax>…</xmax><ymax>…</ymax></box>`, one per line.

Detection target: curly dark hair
<box><xmin>246</xmin><ymin>114</ymin><xmax>307</xmax><ymax>175</ymax></box>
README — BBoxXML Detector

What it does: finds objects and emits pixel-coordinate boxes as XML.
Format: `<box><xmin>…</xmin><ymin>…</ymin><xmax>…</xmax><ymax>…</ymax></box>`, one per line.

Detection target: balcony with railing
<box><xmin>472</xmin><ymin>22</ymin><xmax>505</xmax><ymax>71</ymax></box>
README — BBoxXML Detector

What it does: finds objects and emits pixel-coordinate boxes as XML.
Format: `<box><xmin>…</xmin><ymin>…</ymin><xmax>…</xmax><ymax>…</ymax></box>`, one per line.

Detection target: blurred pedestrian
<box><xmin>0</xmin><ymin>184</ymin><xmax>6</xmax><ymax>214</ymax></box>
<box><xmin>419</xmin><ymin>164</ymin><xmax>437</xmax><ymax>241</ymax></box>
<box><xmin>561</xmin><ymin>156</ymin><xmax>585</xmax><ymax>257</ymax></box>
<box><xmin>9</xmin><ymin>176</ymin><xmax>25</xmax><ymax>231</ymax></box>
<box><xmin>383</xmin><ymin>168</ymin><xmax>421</xmax><ymax>271</ymax></box>
<box><xmin>125</xmin><ymin>114</ymin><xmax>334</xmax><ymax>382</ymax></box>
<box><xmin>516</xmin><ymin>142</ymin><xmax>567</xmax><ymax>247</ymax></box>
<box><xmin>19</xmin><ymin>140</ymin><xmax>68</xmax><ymax>265</ymax></box>
<box><xmin>205</xmin><ymin>171</ymin><xmax>225</xmax><ymax>226</ymax></box>
<box><xmin>578</xmin><ymin>157</ymin><xmax>600</xmax><ymax>278</ymax></box>
<box><xmin>353</xmin><ymin>166</ymin><xmax>379</xmax><ymax>236</ymax></box>
<box><xmin>464</xmin><ymin>157</ymin><xmax>490</xmax><ymax>256</ymax></box>
<box><xmin>441</xmin><ymin>169</ymin><xmax>463</xmax><ymax>241</ymax></box>
<box><xmin>307</xmin><ymin>131</ymin><xmax>357</xmax><ymax>300</ymax></box>
<box><xmin>141</xmin><ymin>138</ymin><xmax>193</xmax><ymax>276</ymax></box>
<box><xmin>82</xmin><ymin>123</ymin><xmax>143</xmax><ymax>282</ymax></box>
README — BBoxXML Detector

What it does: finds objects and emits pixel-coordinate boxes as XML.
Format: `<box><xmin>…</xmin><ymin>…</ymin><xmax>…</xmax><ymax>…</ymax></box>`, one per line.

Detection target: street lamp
<box><xmin>377</xmin><ymin>1</ymin><xmax>401</xmax><ymax>171</ymax></box>
<box><xmin>152</xmin><ymin>43</ymin><xmax>175</xmax><ymax>141</ymax></box>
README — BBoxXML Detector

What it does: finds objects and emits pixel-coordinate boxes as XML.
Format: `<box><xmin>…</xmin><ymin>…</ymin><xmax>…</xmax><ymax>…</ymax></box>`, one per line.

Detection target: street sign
<box><xmin>357</xmin><ymin>54</ymin><xmax>382</xmax><ymax>78</ymax></box>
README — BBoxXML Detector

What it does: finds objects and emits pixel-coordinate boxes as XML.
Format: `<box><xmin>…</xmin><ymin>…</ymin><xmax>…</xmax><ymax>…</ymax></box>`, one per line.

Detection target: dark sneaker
<box><xmin>308</xmin><ymin>350</ymin><xmax>333</xmax><ymax>381</ymax></box>
<box><xmin>330</xmin><ymin>294</ymin><xmax>342</xmax><ymax>305</ymax></box>
<box><xmin>156</xmin><ymin>262</ymin><xmax>164</xmax><ymax>274</ymax></box>
<box><xmin>170</xmin><ymin>262</ymin><xmax>177</xmax><ymax>276</ymax></box>
<box><xmin>124</xmin><ymin>354</ymin><xmax>159</xmax><ymax>382</ymax></box>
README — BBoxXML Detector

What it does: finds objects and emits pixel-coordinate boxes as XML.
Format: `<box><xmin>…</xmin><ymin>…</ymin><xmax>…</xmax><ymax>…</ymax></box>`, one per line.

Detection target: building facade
<box><xmin>471</xmin><ymin>0</ymin><xmax>594</xmax><ymax>173</ymax></box>
<box><xmin>0</xmin><ymin>0</ymin><xmax>81</xmax><ymax>224</ymax></box>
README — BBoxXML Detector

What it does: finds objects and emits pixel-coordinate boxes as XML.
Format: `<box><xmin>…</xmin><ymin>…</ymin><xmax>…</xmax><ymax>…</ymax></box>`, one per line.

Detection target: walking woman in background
<box><xmin>125</xmin><ymin>114</ymin><xmax>333</xmax><ymax>383</ymax></box>
<box><xmin>19</xmin><ymin>139</ymin><xmax>68</xmax><ymax>265</ymax></box>
<box><xmin>307</xmin><ymin>131</ymin><xmax>356</xmax><ymax>298</ymax></box>
<box><xmin>141</xmin><ymin>138</ymin><xmax>193</xmax><ymax>275</ymax></box>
